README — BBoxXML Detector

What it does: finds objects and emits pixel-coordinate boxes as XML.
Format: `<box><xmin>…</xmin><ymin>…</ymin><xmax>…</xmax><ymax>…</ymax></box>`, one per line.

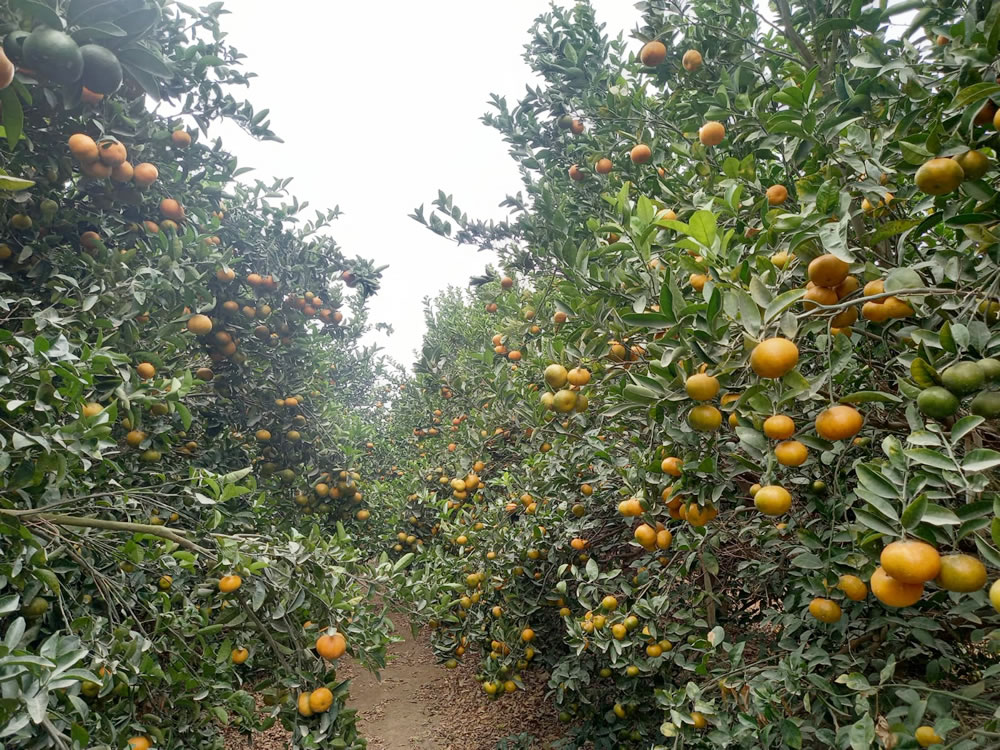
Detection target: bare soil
<box><xmin>225</xmin><ymin>612</ymin><xmax>568</xmax><ymax>750</ymax></box>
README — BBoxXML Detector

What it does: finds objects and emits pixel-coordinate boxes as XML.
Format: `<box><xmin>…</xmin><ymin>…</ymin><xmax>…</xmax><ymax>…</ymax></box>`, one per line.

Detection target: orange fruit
<box><xmin>754</xmin><ymin>485</ymin><xmax>791</xmax><ymax>515</ymax></box>
<box><xmin>133</xmin><ymin>162</ymin><xmax>158</xmax><ymax>187</ymax></box>
<box><xmin>688</xmin><ymin>404</ymin><xmax>722</xmax><ymax>431</ymax></box>
<box><xmin>160</xmin><ymin>198</ymin><xmax>185</xmax><ymax>222</ymax></box>
<box><xmin>870</xmin><ymin>566</ymin><xmax>923</xmax><ymax>607</ymax></box>
<box><xmin>914</xmin><ymin>157</ymin><xmax>964</xmax><ymax>195</ymax></box>
<box><xmin>934</xmin><ymin>554</ymin><xmax>986</xmax><ymax>592</ymax></box>
<box><xmin>568</xmin><ymin>164</ymin><xmax>585</xmax><ymax>181</ymax></box>
<box><xmin>69</xmin><ymin>134</ymin><xmax>100</xmax><ymax>162</ymax></box>
<box><xmin>915</xmin><ymin>726</ymin><xmax>943</xmax><ymax>747</ymax></box>
<box><xmin>689</xmin><ymin>273</ymin><xmax>708</xmax><ymax>291</ymax></box>
<box><xmin>521</xmin><ymin>627</ymin><xmax>535</xmax><ymax>642</ymax></box>
<box><xmin>690</xmin><ymin>711</ymin><xmax>708</xmax><ymax>729</ymax></box>
<box><xmin>750</xmin><ymin>338</ymin><xmax>799</xmax><ymax>378</ymax></box>
<box><xmin>763</xmin><ymin>414</ymin><xmax>795</xmax><ymax>439</ymax></box>
<box><xmin>218</xmin><ymin>574</ymin><xmax>242</xmax><ymax>593</ymax></box>
<box><xmin>639</xmin><ymin>40</ymin><xmax>667</xmax><ymax>66</ymax></box>
<box><xmin>882</xmin><ymin>296</ymin><xmax>914</xmax><ymax>318</ymax></box>
<box><xmin>775</xmin><ymin>440</ymin><xmax>808</xmax><ymax>466</ymax></box>
<box><xmin>308</xmin><ymin>687</ymin><xmax>333</xmax><ymax>713</ymax></box>
<box><xmin>880</xmin><ymin>540</ymin><xmax>941</xmax><ymax>584</ymax></box>
<box><xmin>815</xmin><ymin>405</ymin><xmax>863</xmax><ymax>441</ymax></box>
<box><xmin>634</xmin><ymin>523</ymin><xmax>657</xmax><ymax>549</ymax></box>
<box><xmin>808</xmin><ymin>597</ymin><xmax>842</xmax><ymax>623</ymax></box>
<box><xmin>81</xmin><ymin>160</ymin><xmax>112</xmax><ymax>178</ymax></box>
<box><xmin>595</xmin><ymin>157</ymin><xmax>613</xmax><ymax>174</ymax></box>
<box><xmin>765</xmin><ymin>185</ymin><xmax>788</xmax><ymax>205</ymax></box>
<box><xmin>567</xmin><ymin>367</ymin><xmax>591</xmax><ymax>386</ymax></box>
<box><xmin>862</xmin><ymin>300</ymin><xmax>890</xmax><ymax>323</ymax></box>
<box><xmin>97</xmin><ymin>140</ymin><xmax>127</xmax><ymax>167</ymax></box>
<box><xmin>698</xmin><ymin>121</ymin><xmax>725</xmax><ymax>146</ymax></box>
<box><xmin>316</xmin><ymin>632</ymin><xmax>347</xmax><ymax>660</ymax></box>
<box><xmin>81</xmin><ymin>402</ymin><xmax>103</xmax><ymax>418</ymax></box>
<box><xmin>171</xmin><ymin>130</ymin><xmax>192</xmax><ymax>148</ymax></box>
<box><xmin>837</xmin><ymin>574</ymin><xmax>867</xmax><ymax>601</ymax></box>
<box><xmin>80</xmin><ymin>231</ymin><xmax>102</xmax><ymax>249</ymax></box>
<box><xmin>973</xmin><ymin>99</ymin><xmax>997</xmax><ymax>125</ymax></box>
<box><xmin>297</xmin><ymin>692</ymin><xmax>313</xmax><ymax>717</ymax></box>
<box><xmin>231</xmin><ymin>647</ymin><xmax>249</xmax><ymax>664</ymax></box>
<box><xmin>685</xmin><ymin>503</ymin><xmax>717</xmax><ymax>526</ymax></box>
<box><xmin>127</xmin><ymin>737</ymin><xmax>152</xmax><ymax>750</ymax></box>
<box><xmin>685</xmin><ymin>373</ymin><xmax>719</xmax><ymax>401</ymax></box>
<box><xmin>681</xmin><ymin>49</ymin><xmax>702</xmax><ymax>71</ymax></box>
<box><xmin>136</xmin><ymin>362</ymin><xmax>156</xmax><ymax>380</ymax></box>
<box><xmin>186</xmin><ymin>314</ymin><xmax>212</xmax><ymax>335</ymax></box>
<box><xmin>630</xmin><ymin>144</ymin><xmax>652</xmax><ymax>164</ymax></box>
<box><xmin>831</xmin><ymin>305</ymin><xmax>859</xmax><ymax>328</ymax></box>
<box><xmin>660</xmin><ymin>456</ymin><xmax>682</xmax><ymax>476</ymax></box>
<box><xmin>125</xmin><ymin>430</ymin><xmax>146</xmax><ymax>448</ymax></box>
<box><xmin>803</xmin><ymin>285</ymin><xmax>838</xmax><ymax>309</ymax></box>
<box><xmin>807</xmin><ymin>254</ymin><xmax>850</xmax><ymax>287</ymax></box>
<box><xmin>110</xmin><ymin>161</ymin><xmax>133</xmax><ymax>183</ymax></box>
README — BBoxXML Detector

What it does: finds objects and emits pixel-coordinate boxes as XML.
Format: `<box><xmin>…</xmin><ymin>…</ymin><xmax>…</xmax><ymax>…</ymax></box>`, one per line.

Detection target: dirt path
<box><xmin>226</xmin><ymin>613</ymin><xmax>568</xmax><ymax>750</ymax></box>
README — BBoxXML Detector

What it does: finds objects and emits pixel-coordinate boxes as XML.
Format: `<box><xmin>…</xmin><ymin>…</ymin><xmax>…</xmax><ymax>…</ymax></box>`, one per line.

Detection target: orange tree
<box><xmin>0</xmin><ymin>2</ymin><xmax>400</xmax><ymax>749</ymax></box>
<box><xmin>378</xmin><ymin>0</ymin><xmax>1000</xmax><ymax>747</ymax></box>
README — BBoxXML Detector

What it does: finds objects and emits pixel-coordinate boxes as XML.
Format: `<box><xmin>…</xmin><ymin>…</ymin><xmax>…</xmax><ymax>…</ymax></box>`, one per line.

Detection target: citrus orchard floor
<box><xmin>224</xmin><ymin>613</ymin><xmax>568</xmax><ymax>749</ymax></box>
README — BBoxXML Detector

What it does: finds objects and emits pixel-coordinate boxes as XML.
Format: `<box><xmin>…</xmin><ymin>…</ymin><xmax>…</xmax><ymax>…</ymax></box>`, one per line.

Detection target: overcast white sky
<box><xmin>211</xmin><ymin>1</ymin><xmax>638</xmax><ymax>368</ymax></box>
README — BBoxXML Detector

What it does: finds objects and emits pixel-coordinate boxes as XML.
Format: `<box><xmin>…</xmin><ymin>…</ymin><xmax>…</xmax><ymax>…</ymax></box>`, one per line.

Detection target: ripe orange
<box><xmin>660</xmin><ymin>456</ymin><xmax>682</xmax><ymax>476</ymax></box>
<box><xmin>808</xmin><ymin>254</ymin><xmax>850</xmax><ymax>287</ymax></box>
<box><xmin>630</xmin><ymin>144</ymin><xmax>652</xmax><ymax>164</ymax></box>
<box><xmin>815</xmin><ymin>405</ymin><xmax>863</xmax><ymax>441</ymax></box>
<box><xmin>218</xmin><ymin>574</ymin><xmax>242</xmax><ymax>593</ymax></box>
<box><xmin>862</xmin><ymin>300</ymin><xmax>890</xmax><ymax>323</ymax></box>
<box><xmin>808</xmin><ymin>597</ymin><xmax>842</xmax><ymax>623</ymax></box>
<box><xmin>125</xmin><ymin>430</ymin><xmax>146</xmax><ymax>448</ymax></box>
<box><xmin>97</xmin><ymin>140</ymin><xmax>127</xmax><ymax>167</ymax></box>
<box><xmin>831</xmin><ymin>305</ymin><xmax>859</xmax><ymax>328</ymax></box>
<box><xmin>316</xmin><ymin>632</ymin><xmax>347</xmax><ymax>660</ymax></box>
<box><xmin>570</xmin><ymin>118</ymin><xmax>584</xmax><ymax>134</ymax></box>
<box><xmin>915</xmin><ymin>726</ymin><xmax>943</xmax><ymax>747</ymax></box>
<box><xmin>231</xmin><ymin>647</ymin><xmax>249</xmax><ymax>664</ymax></box>
<box><xmin>914</xmin><ymin>157</ymin><xmax>964</xmax><ymax>195</ymax></box>
<box><xmin>882</xmin><ymin>296</ymin><xmax>914</xmax><ymax>318</ymax></box>
<box><xmin>934</xmin><ymin>554</ymin><xmax>986</xmax><ymax>592</ymax></box>
<box><xmin>954</xmin><ymin>149</ymin><xmax>990</xmax><ymax>180</ymax></box>
<box><xmin>803</xmin><ymin>285</ymin><xmax>838</xmax><ymax>309</ymax></box>
<box><xmin>81</xmin><ymin>402</ymin><xmax>103</xmax><ymax>418</ymax></box>
<box><xmin>297</xmin><ymin>692</ymin><xmax>313</xmax><ymax>717</ymax></box>
<box><xmin>698</xmin><ymin>121</ymin><xmax>725</xmax><ymax>146</ymax></box>
<box><xmin>110</xmin><ymin>161</ymin><xmax>133</xmax><ymax>183</ymax></box>
<box><xmin>750</xmin><ymin>337</ymin><xmax>799</xmax><ymax>378</ymax></box>
<box><xmin>765</xmin><ymin>185</ymin><xmax>788</xmax><ymax>205</ymax></box>
<box><xmin>308</xmin><ymin>687</ymin><xmax>333</xmax><ymax>713</ymax></box>
<box><xmin>639</xmin><ymin>40</ymin><xmax>667</xmax><ymax>66</ymax></box>
<box><xmin>690</xmin><ymin>711</ymin><xmax>708</xmax><ymax>729</ymax></box>
<box><xmin>754</xmin><ymin>485</ymin><xmax>791</xmax><ymax>515</ymax></box>
<box><xmin>973</xmin><ymin>99</ymin><xmax>997</xmax><ymax>125</ymax></box>
<box><xmin>136</xmin><ymin>362</ymin><xmax>156</xmax><ymax>380</ymax></box>
<box><xmin>81</xmin><ymin>160</ymin><xmax>112</xmax><ymax>178</ymax></box>
<box><xmin>80</xmin><ymin>231</ymin><xmax>102</xmax><ymax>250</ymax></box>
<box><xmin>187</xmin><ymin>314</ymin><xmax>213</xmax><ymax>335</ymax></box>
<box><xmin>681</xmin><ymin>49</ymin><xmax>702</xmax><ymax>71</ymax></box>
<box><xmin>133</xmin><ymin>162</ymin><xmax>159</xmax><ymax>187</ymax></box>
<box><xmin>685</xmin><ymin>373</ymin><xmax>719</xmax><ymax>401</ymax></box>
<box><xmin>656</xmin><ymin>528</ymin><xmax>672</xmax><ymax>549</ymax></box>
<box><xmin>881</xmin><ymin>540</ymin><xmax>940</xmax><ymax>584</ymax></box>
<box><xmin>870</xmin><ymin>566</ymin><xmax>923</xmax><ymax>607</ymax></box>
<box><xmin>688</xmin><ymin>404</ymin><xmax>722</xmax><ymax>431</ymax></box>
<box><xmin>521</xmin><ymin>627</ymin><xmax>535</xmax><ymax>642</ymax></box>
<box><xmin>634</xmin><ymin>523</ymin><xmax>656</xmax><ymax>549</ymax></box>
<box><xmin>567</xmin><ymin>367</ymin><xmax>591</xmax><ymax>386</ymax></box>
<box><xmin>160</xmin><ymin>198</ymin><xmax>185</xmax><ymax>222</ymax></box>
<box><xmin>172</xmin><ymin>129</ymin><xmax>192</xmax><ymax>148</ymax></box>
<box><xmin>568</xmin><ymin>164</ymin><xmax>585</xmax><ymax>181</ymax></box>
<box><xmin>685</xmin><ymin>503</ymin><xmax>717</xmax><ymax>526</ymax></box>
<box><xmin>689</xmin><ymin>273</ymin><xmax>708</xmax><ymax>292</ymax></box>
<box><xmin>127</xmin><ymin>737</ymin><xmax>151</xmax><ymax>750</ymax></box>
<box><xmin>595</xmin><ymin>157</ymin><xmax>613</xmax><ymax>174</ymax></box>
<box><xmin>763</xmin><ymin>415</ymin><xmax>795</xmax><ymax>439</ymax></box>
<box><xmin>775</xmin><ymin>440</ymin><xmax>808</xmax><ymax>466</ymax></box>
<box><xmin>837</xmin><ymin>574</ymin><xmax>867</xmax><ymax>601</ymax></box>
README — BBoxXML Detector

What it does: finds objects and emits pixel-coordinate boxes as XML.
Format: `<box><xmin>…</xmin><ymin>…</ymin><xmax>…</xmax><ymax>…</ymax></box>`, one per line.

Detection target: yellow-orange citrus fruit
<box><xmin>630</xmin><ymin>144</ymin><xmax>652</xmax><ymax>164</ymax></box>
<box><xmin>754</xmin><ymin>485</ymin><xmax>791</xmax><ymax>515</ymax></box>
<box><xmin>699</xmin><ymin>121</ymin><xmax>725</xmax><ymax>146</ymax></box>
<box><xmin>308</xmin><ymin>686</ymin><xmax>333</xmax><ymax>713</ymax></box>
<box><xmin>685</xmin><ymin>373</ymin><xmax>719</xmax><ymax>401</ymax></box>
<box><xmin>934</xmin><ymin>554</ymin><xmax>987</xmax><ymax>592</ymax></box>
<box><xmin>316</xmin><ymin>632</ymin><xmax>347</xmax><ymax>660</ymax></box>
<box><xmin>870</xmin><ymin>566</ymin><xmax>923</xmax><ymax>607</ymax></box>
<box><xmin>880</xmin><ymin>540</ymin><xmax>941</xmax><ymax>584</ymax></box>
<box><xmin>915</xmin><ymin>726</ymin><xmax>943</xmax><ymax>747</ymax></box>
<box><xmin>837</xmin><ymin>574</ymin><xmax>867</xmax><ymax>601</ymax></box>
<box><xmin>775</xmin><ymin>440</ymin><xmax>808</xmax><ymax>466</ymax></box>
<box><xmin>815</xmin><ymin>405</ymin><xmax>863</xmax><ymax>441</ymax></box>
<box><xmin>750</xmin><ymin>338</ymin><xmax>799</xmax><ymax>378</ymax></box>
<box><xmin>681</xmin><ymin>49</ymin><xmax>702</xmax><ymax>71</ymax></box>
<box><xmin>688</xmin><ymin>404</ymin><xmax>722</xmax><ymax>431</ymax></box>
<box><xmin>808</xmin><ymin>597</ymin><xmax>842</xmax><ymax>623</ymax></box>
<box><xmin>763</xmin><ymin>414</ymin><xmax>795</xmax><ymax>439</ymax></box>
<box><xmin>660</xmin><ymin>456</ymin><xmax>682</xmax><ymax>476</ymax></box>
<box><xmin>914</xmin><ymin>157</ymin><xmax>964</xmax><ymax>195</ymax></box>
<box><xmin>187</xmin><ymin>314</ymin><xmax>212</xmax><ymax>335</ymax></box>
<box><xmin>808</xmin><ymin>254</ymin><xmax>850</xmax><ymax>287</ymax></box>
<box><xmin>218</xmin><ymin>574</ymin><xmax>242</xmax><ymax>593</ymax></box>
<box><xmin>639</xmin><ymin>40</ymin><xmax>667</xmax><ymax>66</ymax></box>
<box><xmin>766</xmin><ymin>185</ymin><xmax>788</xmax><ymax>205</ymax></box>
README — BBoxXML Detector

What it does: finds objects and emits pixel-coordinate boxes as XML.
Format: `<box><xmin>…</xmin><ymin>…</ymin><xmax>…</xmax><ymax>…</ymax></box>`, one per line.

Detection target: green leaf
<box><xmin>687</xmin><ymin>210</ymin><xmax>717</xmax><ymax>247</ymax></box>
<box><xmin>854</xmin><ymin>509</ymin><xmax>897</xmax><ymax>536</ymax></box>
<box><xmin>950</xmin><ymin>415</ymin><xmax>983</xmax><ymax>443</ymax></box>
<box><xmin>0</xmin><ymin>88</ymin><xmax>24</xmax><ymax>151</ymax></box>
<box><xmin>781</xmin><ymin>720</ymin><xmax>803</xmax><ymax>750</ymax></box>
<box><xmin>950</xmin><ymin>82</ymin><xmax>1000</xmax><ymax>110</ymax></box>
<box><xmin>962</xmin><ymin>449</ymin><xmax>1000</xmax><ymax>472</ymax></box>
<box><xmin>856</xmin><ymin>464</ymin><xmax>899</xmax><ymax>499</ymax></box>
<box><xmin>764</xmin><ymin>288</ymin><xmax>806</xmax><ymax>322</ymax></box>
<box><xmin>791</xmin><ymin>551</ymin><xmax>825</xmax><ymax>569</ymax></box>
<box><xmin>117</xmin><ymin>45</ymin><xmax>175</xmax><ymax>78</ymax></box>
<box><xmin>620</xmin><ymin>313</ymin><xmax>672</xmax><ymax>329</ymax></box>
<box><xmin>921</xmin><ymin>504</ymin><xmax>960</xmax><ymax>526</ymax></box>
<box><xmin>391</xmin><ymin>553</ymin><xmax>415</xmax><ymax>573</ymax></box>
<box><xmin>0</xmin><ymin>175</ymin><xmax>35</xmax><ymax>192</ymax></box>
<box><xmin>900</xmin><ymin>495</ymin><xmax>927</xmax><ymax>529</ymax></box>
<box><xmin>903</xmin><ymin>448</ymin><xmax>955</xmax><ymax>471</ymax></box>
<box><xmin>12</xmin><ymin>0</ymin><xmax>64</xmax><ymax>28</ymax></box>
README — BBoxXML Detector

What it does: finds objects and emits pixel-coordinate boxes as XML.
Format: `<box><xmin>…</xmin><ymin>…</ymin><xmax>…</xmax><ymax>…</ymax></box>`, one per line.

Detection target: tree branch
<box><xmin>774</xmin><ymin>0</ymin><xmax>818</xmax><ymax>67</ymax></box>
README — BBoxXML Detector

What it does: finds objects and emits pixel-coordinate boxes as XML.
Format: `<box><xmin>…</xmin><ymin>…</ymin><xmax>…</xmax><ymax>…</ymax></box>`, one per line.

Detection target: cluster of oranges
<box><xmin>539</xmin><ymin>363</ymin><xmax>591</xmax><ymax>414</ymax></box>
<box><xmin>67</xmin><ymin>133</ymin><xmax>158</xmax><ymax>185</ymax></box>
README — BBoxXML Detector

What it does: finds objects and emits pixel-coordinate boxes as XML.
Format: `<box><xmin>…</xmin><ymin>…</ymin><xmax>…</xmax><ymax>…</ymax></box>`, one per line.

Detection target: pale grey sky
<box><xmin>209</xmin><ymin>1</ymin><xmax>638</xmax><ymax>368</ymax></box>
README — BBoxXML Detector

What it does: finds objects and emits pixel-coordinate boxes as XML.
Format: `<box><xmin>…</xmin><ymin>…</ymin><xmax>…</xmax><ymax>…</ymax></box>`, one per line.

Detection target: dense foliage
<box><xmin>374</xmin><ymin>0</ymin><xmax>1000</xmax><ymax>748</ymax></box>
<box><xmin>0</xmin><ymin>2</ymin><xmax>400</xmax><ymax>749</ymax></box>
